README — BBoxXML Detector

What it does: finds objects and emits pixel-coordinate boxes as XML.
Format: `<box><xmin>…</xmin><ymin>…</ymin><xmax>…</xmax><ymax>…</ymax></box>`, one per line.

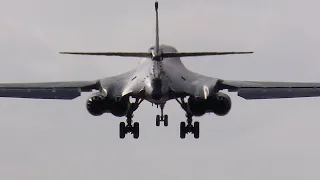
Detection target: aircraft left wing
<box><xmin>217</xmin><ymin>80</ymin><xmax>320</xmax><ymax>99</ymax></box>
<box><xmin>0</xmin><ymin>80</ymin><xmax>99</xmax><ymax>100</ymax></box>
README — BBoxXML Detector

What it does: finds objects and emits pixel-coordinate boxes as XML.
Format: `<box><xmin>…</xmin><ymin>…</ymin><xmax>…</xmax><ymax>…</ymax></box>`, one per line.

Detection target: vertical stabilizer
<box><xmin>60</xmin><ymin>1</ymin><xmax>253</xmax><ymax>59</ymax></box>
<box><xmin>154</xmin><ymin>1</ymin><xmax>160</xmax><ymax>56</ymax></box>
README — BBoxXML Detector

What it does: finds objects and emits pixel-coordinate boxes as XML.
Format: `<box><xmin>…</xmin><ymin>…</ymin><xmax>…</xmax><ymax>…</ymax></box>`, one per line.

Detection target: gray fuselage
<box><xmin>134</xmin><ymin>44</ymin><xmax>208</xmax><ymax>104</ymax></box>
<box><xmin>99</xmin><ymin>44</ymin><xmax>214</xmax><ymax>105</ymax></box>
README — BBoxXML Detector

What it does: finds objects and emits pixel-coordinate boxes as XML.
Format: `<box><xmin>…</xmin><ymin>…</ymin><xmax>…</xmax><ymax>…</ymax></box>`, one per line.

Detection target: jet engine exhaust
<box><xmin>187</xmin><ymin>92</ymin><xmax>232</xmax><ymax>116</ymax></box>
<box><xmin>86</xmin><ymin>93</ymin><xmax>130</xmax><ymax>117</ymax></box>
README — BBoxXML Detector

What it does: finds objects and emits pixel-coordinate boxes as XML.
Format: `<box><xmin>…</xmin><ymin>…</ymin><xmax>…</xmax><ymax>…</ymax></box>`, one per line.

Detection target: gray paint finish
<box><xmin>1</xmin><ymin>0</ymin><xmax>320</xmax><ymax>180</ymax></box>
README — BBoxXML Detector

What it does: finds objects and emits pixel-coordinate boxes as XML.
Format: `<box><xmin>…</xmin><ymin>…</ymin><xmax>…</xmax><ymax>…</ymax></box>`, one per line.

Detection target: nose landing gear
<box><xmin>155</xmin><ymin>104</ymin><xmax>168</xmax><ymax>127</ymax></box>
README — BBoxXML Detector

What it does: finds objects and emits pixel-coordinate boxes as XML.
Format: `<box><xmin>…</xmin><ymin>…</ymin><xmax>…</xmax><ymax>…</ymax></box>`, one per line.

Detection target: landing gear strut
<box><xmin>119</xmin><ymin>99</ymin><xmax>143</xmax><ymax>139</ymax></box>
<box><xmin>176</xmin><ymin>98</ymin><xmax>200</xmax><ymax>139</ymax></box>
<box><xmin>179</xmin><ymin>113</ymin><xmax>199</xmax><ymax>139</ymax></box>
<box><xmin>156</xmin><ymin>104</ymin><xmax>168</xmax><ymax>127</ymax></box>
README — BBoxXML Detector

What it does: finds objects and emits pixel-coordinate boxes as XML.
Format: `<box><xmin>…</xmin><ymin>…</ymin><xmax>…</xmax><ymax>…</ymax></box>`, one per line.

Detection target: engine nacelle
<box><xmin>86</xmin><ymin>92</ymin><xmax>106</xmax><ymax>116</ymax></box>
<box><xmin>187</xmin><ymin>92</ymin><xmax>232</xmax><ymax>116</ymax></box>
<box><xmin>109</xmin><ymin>97</ymin><xmax>131</xmax><ymax>117</ymax></box>
<box><xmin>211</xmin><ymin>92</ymin><xmax>232</xmax><ymax>116</ymax></box>
<box><xmin>86</xmin><ymin>93</ymin><xmax>130</xmax><ymax>117</ymax></box>
<box><xmin>187</xmin><ymin>97</ymin><xmax>207</xmax><ymax>116</ymax></box>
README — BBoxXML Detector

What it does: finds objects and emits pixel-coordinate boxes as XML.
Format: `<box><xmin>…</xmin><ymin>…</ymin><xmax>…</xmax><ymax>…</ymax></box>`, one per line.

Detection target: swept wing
<box><xmin>0</xmin><ymin>81</ymin><xmax>99</xmax><ymax>100</ymax></box>
<box><xmin>219</xmin><ymin>80</ymin><xmax>320</xmax><ymax>99</ymax></box>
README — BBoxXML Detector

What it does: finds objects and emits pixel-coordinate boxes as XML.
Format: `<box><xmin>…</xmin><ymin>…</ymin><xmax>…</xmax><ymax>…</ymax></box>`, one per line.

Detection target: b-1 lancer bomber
<box><xmin>1</xmin><ymin>1</ymin><xmax>320</xmax><ymax>139</ymax></box>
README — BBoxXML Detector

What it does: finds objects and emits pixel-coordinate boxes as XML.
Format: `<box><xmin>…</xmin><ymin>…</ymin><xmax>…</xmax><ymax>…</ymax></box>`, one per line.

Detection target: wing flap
<box><xmin>0</xmin><ymin>88</ymin><xmax>81</xmax><ymax>99</ymax></box>
<box><xmin>0</xmin><ymin>80</ymin><xmax>99</xmax><ymax>100</ymax></box>
<box><xmin>215</xmin><ymin>79</ymin><xmax>320</xmax><ymax>99</ymax></box>
<box><xmin>0</xmin><ymin>81</ymin><xmax>98</xmax><ymax>91</ymax></box>
<box><xmin>238</xmin><ymin>88</ymin><xmax>320</xmax><ymax>99</ymax></box>
<box><xmin>220</xmin><ymin>80</ymin><xmax>320</xmax><ymax>90</ymax></box>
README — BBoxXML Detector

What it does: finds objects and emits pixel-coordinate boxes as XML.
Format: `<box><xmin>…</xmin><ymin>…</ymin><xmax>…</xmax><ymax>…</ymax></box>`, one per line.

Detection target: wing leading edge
<box><xmin>0</xmin><ymin>81</ymin><xmax>99</xmax><ymax>100</ymax></box>
<box><xmin>218</xmin><ymin>80</ymin><xmax>320</xmax><ymax>99</ymax></box>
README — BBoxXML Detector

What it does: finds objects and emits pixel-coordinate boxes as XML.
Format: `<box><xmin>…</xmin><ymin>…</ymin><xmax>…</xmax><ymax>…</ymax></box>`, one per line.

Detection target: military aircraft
<box><xmin>2</xmin><ymin>1</ymin><xmax>320</xmax><ymax>139</ymax></box>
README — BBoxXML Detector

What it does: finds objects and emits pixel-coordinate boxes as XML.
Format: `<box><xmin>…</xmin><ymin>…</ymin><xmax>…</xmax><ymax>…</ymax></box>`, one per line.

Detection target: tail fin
<box><xmin>59</xmin><ymin>1</ymin><xmax>253</xmax><ymax>59</ymax></box>
<box><xmin>154</xmin><ymin>1</ymin><xmax>160</xmax><ymax>56</ymax></box>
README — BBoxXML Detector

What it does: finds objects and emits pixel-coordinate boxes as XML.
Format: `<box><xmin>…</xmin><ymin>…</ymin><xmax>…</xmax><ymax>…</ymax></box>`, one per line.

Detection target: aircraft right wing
<box><xmin>170</xmin><ymin>70</ymin><xmax>320</xmax><ymax>100</ymax></box>
<box><xmin>217</xmin><ymin>80</ymin><xmax>320</xmax><ymax>99</ymax></box>
<box><xmin>0</xmin><ymin>80</ymin><xmax>99</xmax><ymax>100</ymax></box>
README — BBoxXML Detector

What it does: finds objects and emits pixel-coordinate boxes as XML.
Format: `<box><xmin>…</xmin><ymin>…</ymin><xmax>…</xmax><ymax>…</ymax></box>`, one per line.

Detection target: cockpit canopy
<box><xmin>148</xmin><ymin>44</ymin><xmax>178</xmax><ymax>53</ymax></box>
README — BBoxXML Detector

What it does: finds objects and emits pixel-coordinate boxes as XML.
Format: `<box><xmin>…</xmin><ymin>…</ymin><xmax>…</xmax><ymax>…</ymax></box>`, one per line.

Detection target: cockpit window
<box><xmin>148</xmin><ymin>47</ymin><xmax>155</xmax><ymax>52</ymax></box>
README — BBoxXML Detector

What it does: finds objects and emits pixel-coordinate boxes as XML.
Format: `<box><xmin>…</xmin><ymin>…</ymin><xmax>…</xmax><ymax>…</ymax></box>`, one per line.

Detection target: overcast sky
<box><xmin>0</xmin><ymin>0</ymin><xmax>320</xmax><ymax>179</ymax></box>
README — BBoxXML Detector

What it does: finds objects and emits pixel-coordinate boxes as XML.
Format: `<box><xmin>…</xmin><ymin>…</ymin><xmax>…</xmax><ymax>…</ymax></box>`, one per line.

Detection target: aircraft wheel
<box><xmin>180</xmin><ymin>122</ymin><xmax>186</xmax><ymax>139</ymax></box>
<box><xmin>156</xmin><ymin>115</ymin><xmax>160</xmax><ymax>126</ymax></box>
<box><xmin>133</xmin><ymin>122</ymin><xmax>140</xmax><ymax>139</ymax></box>
<box><xmin>119</xmin><ymin>122</ymin><xmax>126</xmax><ymax>139</ymax></box>
<box><xmin>193</xmin><ymin>121</ymin><xmax>200</xmax><ymax>139</ymax></box>
<box><xmin>163</xmin><ymin>115</ymin><xmax>168</xmax><ymax>127</ymax></box>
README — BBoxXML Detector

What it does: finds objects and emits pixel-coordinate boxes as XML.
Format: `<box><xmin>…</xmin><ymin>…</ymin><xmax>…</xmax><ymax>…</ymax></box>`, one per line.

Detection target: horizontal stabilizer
<box><xmin>59</xmin><ymin>52</ymin><xmax>152</xmax><ymax>58</ymax></box>
<box><xmin>162</xmin><ymin>51</ymin><xmax>253</xmax><ymax>58</ymax></box>
<box><xmin>59</xmin><ymin>51</ymin><xmax>253</xmax><ymax>58</ymax></box>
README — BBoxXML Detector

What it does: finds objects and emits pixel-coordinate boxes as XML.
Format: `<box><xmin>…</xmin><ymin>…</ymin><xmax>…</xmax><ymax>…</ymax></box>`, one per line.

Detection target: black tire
<box><xmin>194</xmin><ymin>121</ymin><xmax>200</xmax><ymax>139</ymax></box>
<box><xmin>119</xmin><ymin>122</ymin><xmax>126</xmax><ymax>139</ymax></box>
<box><xmin>133</xmin><ymin>122</ymin><xmax>139</xmax><ymax>139</ymax></box>
<box><xmin>156</xmin><ymin>115</ymin><xmax>160</xmax><ymax>126</ymax></box>
<box><xmin>180</xmin><ymin>122</ymin><xmax>186</xmax><ymax>139</ymax></box>
<box><xmin>164</xmin><ymin>115</ymin><xmax>168</xmax><ymax>127</ymax></box>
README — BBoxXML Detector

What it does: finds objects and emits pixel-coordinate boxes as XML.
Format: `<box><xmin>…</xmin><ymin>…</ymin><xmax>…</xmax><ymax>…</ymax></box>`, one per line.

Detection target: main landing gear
<box><xmin>156</xmin><ymin>104</ymin><xmax>168</xmax><ymax>127</ymax></box>
<box><xmin>119</xmin><ymin>99</ymin><xmax>143</xmax><ymax>139</ymax></box>
<box><xmin>176</xmin><ymin>98</ymin><xmax>200</xmax><ymax>139</ymax></box>
<box><xmin>180</xmin><ymin>113</ymin><xmax>199</xmax><ymax>139</ymax></box>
